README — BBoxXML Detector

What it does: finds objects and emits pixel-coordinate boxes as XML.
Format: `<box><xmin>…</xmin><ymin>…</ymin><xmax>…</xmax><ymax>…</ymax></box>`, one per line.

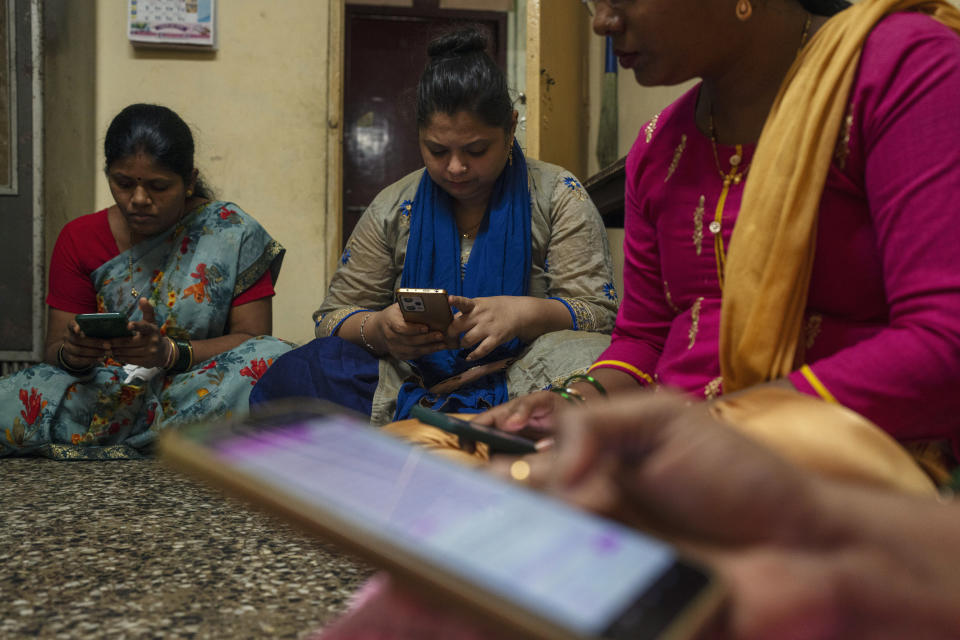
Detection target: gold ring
<box><xmin>510</xmin><ymin>460</ymin><xmax>531</xmax><ymax>482</ymax></box>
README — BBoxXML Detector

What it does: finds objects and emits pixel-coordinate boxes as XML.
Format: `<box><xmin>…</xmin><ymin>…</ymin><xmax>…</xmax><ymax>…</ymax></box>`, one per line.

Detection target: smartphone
<box><xmin>410</xmin><ymin>405</ymin><xmax>538</xmax><ymax>455</ymax></box>
<box><xmin>427</xmin><ymin>358</ymin><xmax>515</xmax><ymax>394</ymax></box>
<box><xmin>75</xmin><ymin>312</ymin><xmax>133</xmax><ymax>339</ymax></box>
<box><xmin>159</xmin><ymin>402</ymin><xmax>724</xmax><ymax>640</ymax></box>
<box><xmin>396</xmin><ymin>288</ymin><xmax>454</xmax><ymax>332</ymax></box>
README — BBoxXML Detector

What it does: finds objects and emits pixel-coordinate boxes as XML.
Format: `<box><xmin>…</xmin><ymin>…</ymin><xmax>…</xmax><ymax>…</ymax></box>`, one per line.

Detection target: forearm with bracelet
<box><xmin>164</xmin><ymin>337</ymin><xmax>194</xmax><ymax>374</ymax></box>
<box><xmin>550</xmin><ymin>373</ymin><xmax>607</xmax><ymax>404</ymax></box>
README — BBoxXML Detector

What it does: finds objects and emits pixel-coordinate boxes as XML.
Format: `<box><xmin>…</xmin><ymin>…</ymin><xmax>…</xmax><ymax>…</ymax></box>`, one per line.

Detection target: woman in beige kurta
<box><xmin>250</xmin><ymin>28</ymin><xmax>617</xmax><ymax>424</ymax></box>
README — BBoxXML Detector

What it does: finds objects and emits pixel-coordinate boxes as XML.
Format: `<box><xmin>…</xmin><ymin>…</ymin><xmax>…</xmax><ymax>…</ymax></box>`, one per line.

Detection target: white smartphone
<box><xmin>158</xmin><ymin>402</ymin><xmax>724</xmax><ymax>640</ymax></box>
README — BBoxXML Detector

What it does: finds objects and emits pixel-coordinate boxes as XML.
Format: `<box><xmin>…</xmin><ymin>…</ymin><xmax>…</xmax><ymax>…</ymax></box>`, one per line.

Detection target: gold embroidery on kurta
<box><xmin>563</xmin><ymin>298</ymin><xmax>602</xmax><ymax>333</ymax></box>
<box><xmin>318</xmin><ymin>306</ymin><xmax>363</xmax><ymax>338</ymax></box>
<box><xmin>549</xmin><ymin>366</ymin><xmax>591</xmax><ymax>391</ymax></box>
<box><xmin>688</xmin><ymin>296</ymin><xmax>704</xmax><ymax>349</ymax></box>
<box><xmin>834</xmin><ymin>107</ymin><xmax>853</xmax><ymax>170</ymax></box>
<box><xmin>645</xmin><ymin>113</ymin><xmax>660</xmax><ymax>144</ymax></box>
<box><xmin>664</xmin><ymin>134</ymin><xmax>687</xmax><ymax>183</ymax></box>
<box><xmin>804</xmin><ymin>313</ymin><xmax>823</xmax><ymax>350</ymax></box>
<box><xmin>663</xmin><ymin>280</ymin><xmax>681</xmax><ymax>314</ymax></box>
<box><xmin>234</xmin><ymin>241</ymin><xmax>284</xmax><ymax>297</ymax></box>
<box><xmin>693</xmin><ymin>195</ymin><xmax>706</xmax><ymax>256</ymax></box>
<box><xmin>704</xmin><ymin>376</ymin><xmax>723</xmax><ymax>400</ymax></box>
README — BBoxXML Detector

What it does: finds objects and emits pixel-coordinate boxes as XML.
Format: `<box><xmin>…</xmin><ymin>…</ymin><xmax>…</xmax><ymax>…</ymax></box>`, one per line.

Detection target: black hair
<box><xmin>797</xmin><ymin>0</ymin><xmax>851</xmax><ymax>16</ymax></box>
<box><xmin>104</xmin><ymin>103</ymin><xmax>212</xmax><ymax>199</ymax></box>
<box><xmin>416</xmin><ymin>27</ymin><xmax>514</xmax><ymax>132</ymax></box>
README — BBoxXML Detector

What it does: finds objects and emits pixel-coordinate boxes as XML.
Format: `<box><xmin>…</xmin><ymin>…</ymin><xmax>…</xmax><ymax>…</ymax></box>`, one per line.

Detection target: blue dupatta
<box><xmin>394</xmin><ymin>140</ymin><xmax>531</xmax><ymax>419</ymax></box>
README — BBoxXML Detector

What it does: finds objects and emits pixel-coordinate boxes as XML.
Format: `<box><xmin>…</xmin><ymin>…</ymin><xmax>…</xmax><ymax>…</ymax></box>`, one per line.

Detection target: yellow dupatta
<box><xmin>719</xmin><ymin>0</ymin><xmax>960</xmax><ymax>394</ymax></box>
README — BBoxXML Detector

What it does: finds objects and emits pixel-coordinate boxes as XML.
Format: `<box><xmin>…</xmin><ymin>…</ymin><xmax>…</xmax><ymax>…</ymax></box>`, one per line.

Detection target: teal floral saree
<box><xmin>0</xmin><ymin>201</ymin><xmax>293</xmax><ymax>459</ymax></box>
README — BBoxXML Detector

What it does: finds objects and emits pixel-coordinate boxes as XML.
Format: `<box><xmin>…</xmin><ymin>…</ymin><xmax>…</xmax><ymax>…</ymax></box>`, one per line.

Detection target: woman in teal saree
<box><xmin>0</xmin><ymin>104</ymin><xmax>292</xmax><ymax>459</ymax></box>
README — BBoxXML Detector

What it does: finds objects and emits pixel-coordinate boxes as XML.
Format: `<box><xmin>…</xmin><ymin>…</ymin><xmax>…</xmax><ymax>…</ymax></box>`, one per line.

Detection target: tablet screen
<box><xmin>213</xmin><ymin>415</ymin><xmax>676</xmax><ymax>637</ymax></box>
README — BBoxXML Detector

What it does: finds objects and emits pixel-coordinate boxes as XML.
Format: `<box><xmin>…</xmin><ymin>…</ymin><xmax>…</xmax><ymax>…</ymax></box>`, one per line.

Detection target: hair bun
<box><xmin>427</xmin><ymin>27</ymin><xmax>488</xmax><ymax>59</ymax></box>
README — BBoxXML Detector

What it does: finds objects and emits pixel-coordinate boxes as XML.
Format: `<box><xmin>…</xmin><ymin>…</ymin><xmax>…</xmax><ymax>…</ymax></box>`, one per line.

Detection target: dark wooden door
<box><xmin>342</xmin><ymin>2</ymin><xmax>506</xmax><ymax>247</ymax></box>
<box><xmin>0</xmin><ymin>0</ymin><xmax>43</xmax><ymax>363</ymax></box>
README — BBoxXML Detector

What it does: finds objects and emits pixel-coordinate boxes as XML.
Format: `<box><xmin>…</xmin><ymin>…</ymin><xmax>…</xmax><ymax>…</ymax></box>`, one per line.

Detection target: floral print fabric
<box><xmin>0</xmin><ymin>201</ymin><xmax>292</xmax><ymax>459</ymax></box>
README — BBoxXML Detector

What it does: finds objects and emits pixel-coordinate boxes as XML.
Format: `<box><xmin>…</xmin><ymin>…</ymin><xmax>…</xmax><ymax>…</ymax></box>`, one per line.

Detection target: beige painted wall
<box><xmin>58</xmin><ymin>1</ymin><xmax>338</xmax><ymax>346</ymax></box>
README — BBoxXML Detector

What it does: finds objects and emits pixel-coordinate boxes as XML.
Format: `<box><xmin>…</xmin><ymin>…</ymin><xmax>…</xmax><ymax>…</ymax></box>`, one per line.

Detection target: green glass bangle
<box><xmin>550</xmin><ymin>387</ymin><xmax>585</xmax><ymax>404</ymax></box>
<box><xmin>562</xmin><ymin>387</ymin><xmax>586</xmax><ymax>403</ymax></box>
<box><xmin>563</xmin><ymin>373</ymin><xmax>607</xmax><ymax>396</ymax></box>
<box><xmin>170</xmin><ymin>340</ymin><xmax>194</xmax><ymax>374</ymax></box>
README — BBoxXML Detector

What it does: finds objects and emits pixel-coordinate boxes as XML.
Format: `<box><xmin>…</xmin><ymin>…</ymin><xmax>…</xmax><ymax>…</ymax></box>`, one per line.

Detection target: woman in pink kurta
<box><xmin>595</xmin><ymin>12</ymin><xmax>960</xmax><ymax>451</ymax></box>
<box><xmin>315</xmin><ymin>3</ymin><xmax>960</xmax><ymax>640</ymax></box>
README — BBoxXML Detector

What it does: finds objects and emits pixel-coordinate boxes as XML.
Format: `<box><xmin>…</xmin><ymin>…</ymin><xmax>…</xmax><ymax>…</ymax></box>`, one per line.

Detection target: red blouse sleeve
<box><xmin>232</xmin><ymin>270</ymin><xmax>275</xmax><ymax>306</ymax></box>
<box><xmin>46</xmin><ymin>210</ymin><xmax>117</xmax><ymax>314</ymax></box>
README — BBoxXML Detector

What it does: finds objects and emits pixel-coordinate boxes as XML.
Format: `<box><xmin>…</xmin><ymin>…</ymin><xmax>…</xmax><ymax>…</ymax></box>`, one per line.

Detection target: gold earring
<box><xmin>508</xmin><ymin>145</ymin><xmax>514</xmax><ymax>166</ymax></box>
<box><xmin>186</xmin><ymin>189</ymin><xmax>193</xmax><ymax>197</ymax></box>
<box><xmin>736</xmin><ymin>0</ymin><xmax>752</xmax><ymax>21</ymax></box>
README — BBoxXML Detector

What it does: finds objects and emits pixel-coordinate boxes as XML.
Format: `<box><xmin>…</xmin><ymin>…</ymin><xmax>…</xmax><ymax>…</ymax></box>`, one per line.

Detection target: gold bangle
<box><xmin>162</xmin><ymin>337</ymin><xmax>177</xmax><ymax>370</ymax></box>
<box><xmin>359</xmin><ymin>312</ymin><xmax>381</xmax><ymax>356</ymax></box>
<box><xmin>57</xmin><ymin>342</ymin><xmax>93</xmax><ymax>376</ymax></box>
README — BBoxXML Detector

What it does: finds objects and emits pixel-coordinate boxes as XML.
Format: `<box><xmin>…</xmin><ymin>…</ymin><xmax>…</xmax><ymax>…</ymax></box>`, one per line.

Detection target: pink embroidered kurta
<box><xmin>596</xmin><ymin>13</ymin><xmax>960</xmax><ymax>447</ymax></box>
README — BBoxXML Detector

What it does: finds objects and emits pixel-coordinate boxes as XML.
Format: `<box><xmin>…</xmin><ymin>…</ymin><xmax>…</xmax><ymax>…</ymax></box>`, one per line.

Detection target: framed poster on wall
<box><xmin>1</xmin><ymin>0</ymin><xmax>16</xmax><ymax>195</ymax></box>
<box><xmin>128</xmin><ymin>0</ymin><xmax>217</xmax><ymax>50</ymax></box>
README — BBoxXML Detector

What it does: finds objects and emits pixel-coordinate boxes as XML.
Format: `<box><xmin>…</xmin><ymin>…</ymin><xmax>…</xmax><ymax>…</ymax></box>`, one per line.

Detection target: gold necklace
<box><xmin>459</xmin><ymin>218</ymin><xmax>483</xmax><ymax>239</ymax></box>
<box><xmin>707</xmin><ymin>12</ymin><xmax>811</xmax><ymax>185</ymax></box>
<box><xmin>708</xmin><ymin>115</ymin><xmax>749</xmax><ymax>188</ymax></box>
<box><xmin>706</xmin><ymin>12</ymin><xmax>812</xmax><ymax>289</ymax></box>
<box><xmin>128</xmin><ymin>253</ymin><xmax>140</xmax><ymax>300</ymax></box>
<box><xmin>124</xmin><ymin>201</ymin><xmax>197</xmax><ymax>300</ymax></box>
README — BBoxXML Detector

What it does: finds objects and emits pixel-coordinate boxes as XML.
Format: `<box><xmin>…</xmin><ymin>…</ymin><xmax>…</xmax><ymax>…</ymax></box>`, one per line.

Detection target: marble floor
<box><xmin>0</xmin><ymin>459</ymin><xmax>372</xmax><ymax>639</ymax></box>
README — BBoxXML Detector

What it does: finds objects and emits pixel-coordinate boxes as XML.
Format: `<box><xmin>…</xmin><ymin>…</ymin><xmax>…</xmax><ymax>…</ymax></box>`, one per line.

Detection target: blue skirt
<box><xmin>249</xmin><ymin>337</ymin><xmax>380</xmax><ymax>415</ymax></box>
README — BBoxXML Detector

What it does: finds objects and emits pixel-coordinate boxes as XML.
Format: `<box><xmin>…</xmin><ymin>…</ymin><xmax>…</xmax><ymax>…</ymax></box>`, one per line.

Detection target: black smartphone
<box><xmin>75</xmin><ymin>312</ymin><xmax>133</xmax><ymax>339</ymax></box>
<box><xmin>410</xmin><ymin>405</ymin><xmax>538</xmax><ymax>455</ymax></box>
<box><xmin>159</xmin><ymin>402</ymin><xmax>724</xmax><ymax>640</ymax></box>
